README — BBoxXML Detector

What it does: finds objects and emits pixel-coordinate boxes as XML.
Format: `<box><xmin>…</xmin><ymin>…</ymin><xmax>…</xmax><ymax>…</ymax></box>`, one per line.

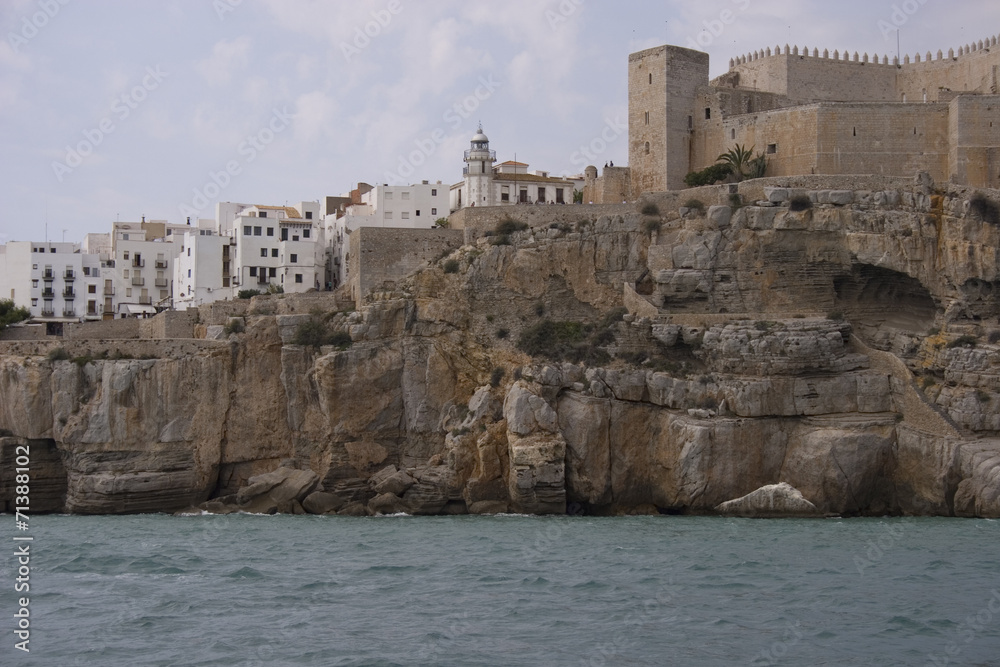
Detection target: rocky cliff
<box><xmin>2</xmin><ymin>175</ymin><xmax>999</xmax><ymax>517</ymax></box>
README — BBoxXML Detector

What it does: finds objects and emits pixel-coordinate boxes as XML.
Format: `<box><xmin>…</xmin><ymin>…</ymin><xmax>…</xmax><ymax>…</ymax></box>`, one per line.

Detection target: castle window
<box><xmin>767</xmin><ymin>144</ymin><xmax>777</xmax><ymax>154</ymax></box>
<box><xmin>649</xmin><ymin>73</ymin><xmax>652</xmax><ymax>84</ymax></box>
<box><xmin>688</xmin><ymin>115</ymin><xmax>692</xmax><ymax>129</ymax></box>
<box><xmin>644</xmin><ymin>142</ymin><xmax>650</xmax><ymax>155</ymax></box>
<box><xmin>731</xmin><ymin>129</ymin><xmax>736</xmax><ymax>140</ymax></box>
<box><xmin>644</xmin><ymin>111</ymin><xmax>649</xmax><ymax>125</ymax></box>
<box><xmin>704</xmin><ymin>108</ymin><xmax>711</xmax><ymax>119</ymax></box>
<box><xmin>853</xmin><ymin>127</ymin><xmax>856</xmax><ymax>136</ymax></box>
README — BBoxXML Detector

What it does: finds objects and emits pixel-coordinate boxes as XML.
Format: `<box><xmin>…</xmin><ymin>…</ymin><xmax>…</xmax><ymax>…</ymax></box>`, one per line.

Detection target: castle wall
<box><xmin>896</xmin><ymin>45</ymin><xmax>1000</xmax><ymax>102</ymax></box>
<box><xmin>583</xmin><ymin>166</ymin><xmax>631</xmax><ymax>204</ymax></box>
<box><xmin>348</xmin><ymin>227</ymin><xmax>465</xmax><ymax>307</ymax></box>
<box><xmin>949</xmin><ymin>95</ymin><xmax>1000</xmax><ymax>188</ymax></box>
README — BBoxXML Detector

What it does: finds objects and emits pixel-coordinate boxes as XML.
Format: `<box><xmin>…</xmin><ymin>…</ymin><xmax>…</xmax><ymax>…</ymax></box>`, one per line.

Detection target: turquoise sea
<box><xmin>3</xmin><ymin>514</ymin><xmax>1000</xmax><ymax>666</ymax></box>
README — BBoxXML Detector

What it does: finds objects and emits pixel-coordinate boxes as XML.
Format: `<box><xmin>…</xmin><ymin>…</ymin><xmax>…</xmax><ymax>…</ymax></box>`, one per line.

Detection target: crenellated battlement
<box><xmin>729</xmin><ymin>32</ymin><xmax>1000</xmax><ymax>70</ymax></box>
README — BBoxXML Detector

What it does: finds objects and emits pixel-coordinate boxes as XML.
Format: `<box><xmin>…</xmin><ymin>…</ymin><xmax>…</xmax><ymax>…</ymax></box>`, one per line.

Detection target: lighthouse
<box><xmin>464</xmin><ymin>124</ymin><xmax>496</xmax><ymax>207</ymax></box>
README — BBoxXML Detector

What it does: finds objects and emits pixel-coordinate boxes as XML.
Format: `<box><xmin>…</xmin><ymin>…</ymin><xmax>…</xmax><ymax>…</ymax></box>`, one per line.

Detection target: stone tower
<box><xmin>629</xmin><ymin>45</ymin><xmax>710</xmax><ymax>194</ymax></box>
<box><xmin>464</xmin><ymin>125</ymin><xmax>496</xmax><ymax>207</ymax></box>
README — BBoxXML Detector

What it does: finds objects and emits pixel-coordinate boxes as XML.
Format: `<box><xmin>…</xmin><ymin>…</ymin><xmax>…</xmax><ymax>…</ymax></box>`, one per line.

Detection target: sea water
<box><xmin>3</xmin><ymin>514</ymin><xmax>999</xmax><ymax>666</ymax></box>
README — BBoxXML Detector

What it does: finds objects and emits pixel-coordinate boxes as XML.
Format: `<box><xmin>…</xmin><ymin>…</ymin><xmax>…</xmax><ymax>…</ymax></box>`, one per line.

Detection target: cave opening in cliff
<box><xmin>833</xmin><ymin>264</ymin><xmax>938</xmax><ymax>333</ymax></box>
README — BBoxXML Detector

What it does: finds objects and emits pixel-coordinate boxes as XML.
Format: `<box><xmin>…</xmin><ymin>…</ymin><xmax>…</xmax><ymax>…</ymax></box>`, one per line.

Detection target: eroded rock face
<box><xmin>2</xmin><ymin>182</ymin><xmax>1000</xmax><ymax>517</ymax></box>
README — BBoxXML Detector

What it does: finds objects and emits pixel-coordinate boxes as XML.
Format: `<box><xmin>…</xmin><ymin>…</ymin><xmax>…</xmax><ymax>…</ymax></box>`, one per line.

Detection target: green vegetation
<box><xmin>573</xmin><ymin>189</ymin><xmax>584</xmax><ymax>204</ymax></box>
<box><xmin>293</xmin><ymin>318</ymin><xmax>353</xmax><ymax>350</ymax></box>
<box><xmin>947</xmin><ymin>334</ymin><xmax>978</xmax><ymax>349</ymax></box>
<box><xmin>0</xmin><ymin>299</ymin><xmax>30</xmax><ymax>331</ymax></box>
<box><xmin>495</xmin><ymin>327</ymin><xmax>509</xmax><ymax>340</ymax></box>
<box><xmin>643</xmin><ymin>218</ymin><xmax>662</xmax><ymax>234</ymax></box>
<box><xmin>223</xmin><ymin>319</ymin><xmax>245</xmax><ymax>335</ymax></box>
<box><xmin>443</xmin><ymin>259</ymin><xmax>460</xmax><ymax>274</ymax></box>
<box><xmin>47</xmin><ymin>347</ymin><xmax>71</xmax><ymax>362</ymax></box>
<box><xmin>640</xmin><ymin>202</ymin><xmax>660</xmax><ymax>216</ymax></box>
<box><xmin>495</xmin><ymin>218</ymin><xmax>529</xmax><ymax>235</ymax></box>
<box><xmin>489</xmin><ymin>367</ymin><xmax>505</xmax><ymax>388</ymax></box>
<box><xmin>789</xmin><ymin>195</ymin><xmax>813</xmax><ymax>212</ymax></box>
<box><xmin>729</xmin><ymin>193</ymin><xmax>743</xmax><ymax>209</ymax></box>
<box><xmin>684</xmin><ymin>163</ymin><xmax>733</xmax><ymax>187</ymax></box>
<box><xmin>976</xmin><ymin>389</ymin><xmax>991</xmax><ymax>403</ymax></box>
<box><xmin>597</xmin><ymin>307</ymin><xmax>628</xmax><ymax>330</ymax></box>
<box><xmin>989</xmin><ymin>331</ymin><xmax>1000</xmax><ymax>344</ymax></box>
<box><xmin>237</xmin><ymin>289</ymin><xmax>261</xmax><ymax>300</ymax></box>
<box><xmin>717</xmin><ymin>143</ymin><xmax>767</xmax><ymax>181</ymax></box>
<box><xmin>491</xmin><ymin>234</ymin><xmax>511</xmax><ymax>246</ymax></box>
<box><xmin>683</xmin><ymin>199</ymin><xmax>705</xmax><ymax>213</ymax></box>
<box><xmin>434</xmin><ymin>217</ymin><xmax>450</xmax><ymax>228</ymax></box>
<box><xmin>576</xmin><ymin>218</ymin><xmax>592</xmax><ymax>232</ymax></box>
<box><xmin>827</xmin><ymin>311</ymin><xmax>845</xmax><ymax>321</ymax></box>
<box><xmin>516</xmin><ymin>319</ymin><xmax>611</xmax><ymax>365</ymax></box>
<box><xmin>266</xmin><ymin>284</ymin><xmax>284</xmax><ymax>295</ymax></box>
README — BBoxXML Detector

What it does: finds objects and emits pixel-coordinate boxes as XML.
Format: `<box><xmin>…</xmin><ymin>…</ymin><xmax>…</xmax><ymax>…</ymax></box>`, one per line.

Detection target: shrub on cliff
<box><xmin>293</xmin><ymin>318</ymin><xmax>352</xmax><ymax>350</ymax></box>
<box><xmin>516</xmin><ymin>319</ymin><xmax>610</xmax><ymax>364</ymax></box>
<box><xmin>443</xmin><ymin>259</ymin><xmax>460</xmax><ymax>274</ymax></box>
<box><xmin>0</xmin><ymin>299</ymin><xmax>30</xmax><ymax>331</ymax></box>
<box><xmin>495</xmin><ymin>218</ymin><xmax>528</xmax><ymax>234</ymax></box>
<box><xmin>789</xmin><ymin>195</ymin><xmax>813</xmax><ymax>211</ymax></box>
<box><xmin>237</xmin><ymin>289</ymin><xmax>261</xmax><ymax>300</ymax></box>
<box><xmin>683</xmin><ymin>163</ymin><xmax>732</xmax><ymax>187</ymax></box>
<box><xmin>969</xmin><ymin>195</ymin><xmax>1000</xmax><ymax>226</ymax></box>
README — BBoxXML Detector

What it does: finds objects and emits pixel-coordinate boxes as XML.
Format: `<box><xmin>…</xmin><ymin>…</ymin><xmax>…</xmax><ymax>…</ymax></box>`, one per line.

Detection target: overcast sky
<box><xmin>2</xmin><ymin>0</ymin><xmax>997</xmax><ymax>243</ymax></box>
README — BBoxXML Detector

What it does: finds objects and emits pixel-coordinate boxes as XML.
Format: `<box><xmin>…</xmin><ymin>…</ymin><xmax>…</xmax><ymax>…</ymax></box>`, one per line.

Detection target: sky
<box><xmin>2</xmin><ymin>0</ymin><xmax>998</xmax><ymax>244</ymax></box>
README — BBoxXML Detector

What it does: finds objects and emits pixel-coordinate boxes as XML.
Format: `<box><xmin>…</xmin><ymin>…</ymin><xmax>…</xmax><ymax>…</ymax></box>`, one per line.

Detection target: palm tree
<box><xmin>717</xmin><ymin>144</ymin><xmax>766</xmax><ymax>181</ymax></box>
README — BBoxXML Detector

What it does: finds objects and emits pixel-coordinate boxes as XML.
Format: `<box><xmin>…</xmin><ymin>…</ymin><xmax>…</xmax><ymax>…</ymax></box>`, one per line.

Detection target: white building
<box><xmin>322</xmin><ymin>182</ymin><xmax>449</xmax><ymax>288</ymax></box>
<box><xmin>173</xmin><ymin>220</ymin><xmax>226</xmax><ymax>309</ymax></box>
<box><xmin>111</xmin><ymin>220</ymin><xmax>182</xmax><ymax>317</ymax></box>
<box><xmin>222</xmin><ymin>202</ymin><xmax>323</xmax><ymax>296</ymax></box>
<box><xmin>0</xmin><ymin>241</ymin><xmax>105</xmax><ymax>323</ymax></box>
<box><xmin>449</xmin><ymin>126</ymin><xmax>580</xmax><ymax>211</ymax></box>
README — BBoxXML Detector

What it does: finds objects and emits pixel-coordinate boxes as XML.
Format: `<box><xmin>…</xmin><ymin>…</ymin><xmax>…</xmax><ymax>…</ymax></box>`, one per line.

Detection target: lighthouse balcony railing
<box><xmin>464</xmin><ymin>149</ymin><xmax>496</xmax><ymax>161</ymax></box>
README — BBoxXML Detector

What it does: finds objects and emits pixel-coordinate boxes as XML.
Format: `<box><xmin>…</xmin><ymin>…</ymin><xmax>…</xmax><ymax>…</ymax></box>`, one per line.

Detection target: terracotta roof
<box><xmin>499</xmin><ymin>160</ymin><xmax>528</xmax><ymax>166</ymax></box>
<box><xmin>493</xmin><ymin>172</ymin><xmax>575</xmax><ymax>184</ymax></box>
<box><xmin>255</xmin><ymin>205</ymin><xmax>303</xmax><ymax>218</ymax></box>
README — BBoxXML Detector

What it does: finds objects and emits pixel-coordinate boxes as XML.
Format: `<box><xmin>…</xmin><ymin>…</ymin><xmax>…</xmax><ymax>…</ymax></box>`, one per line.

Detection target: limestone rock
<box><xmin>301</xmin><ymin>491</ymin><xmax>345</xmax><ymax>515</ymax></box>
<box><xmin>369</xmin><ymin>492</ymin><xmax>410</xmax><ymax>514</ymax></box>
<box><xmin>373</xmin><ymin>470</ymin><xmax>416</xmax><ymax>496</ymax></box>
<box><xmin>716</xmin><ymin>482</ymin><xmax>822</xmax><ymax>517</ymax></box>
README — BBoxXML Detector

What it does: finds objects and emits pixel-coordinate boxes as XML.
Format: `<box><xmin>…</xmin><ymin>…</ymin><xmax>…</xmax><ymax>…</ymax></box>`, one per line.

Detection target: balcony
<box><xmin>132</xmin><ymin>259</ymin><xmax>145</xmax><ymax>268</ymax></box>
<box><xmin>257</xmin><ymin>275</ymin><xmax>268</xmax><ymax>284</ymax></box>
<box><xmin>131</xmin><ymin>277</ymin><xmax>145</xmax><ymax>286</ymax></box>
<box><xmin>139</xmin><ymin>296</ymin><xmax>152</xmax><ymax>305</ymax></box>
<box><xmin>464</xmin><ymin>148</ymin><xmax>496</xmax><ymax>161</ymax></box>
<box><xmin>154</xmin><ymin>260</ymin><xmax>167</xmax><ymax>269</ymax></box>
<box><xmin>64</xmin><ymin>270</ymin><xmax>75</xmax><ymax>281</ymax></box>
<box><xmin>42</xmin><ymin>270</ymin><xmax>54</xmax><ymax>280</ymax></box>
<box><xmin>104</xmin><ymin>285</ymin><xmax>114</xmax><ymax>295</ymax></box>
<box><xmin>41</xmin><ymin>289</ymin><xmax>55</xmax><ymax>298</ymax></box>
<box><xmin>40</xmin><ymin>309</ymin><xmax>55</xmax><ymax>318</ymax></box>
<box><xmin>155</xmin><ymin>278</ymin><xmax>168</xmax><ymax>287</ymax></box>
<box><xmin>62</xmin><ymin>308</ymin><xmax>75</xmax><ymax>318</ymax></box>
<box><xmin>62</xmin><ymin>288</ymin><xmax>75</xmax><ymax>299</ymax></box>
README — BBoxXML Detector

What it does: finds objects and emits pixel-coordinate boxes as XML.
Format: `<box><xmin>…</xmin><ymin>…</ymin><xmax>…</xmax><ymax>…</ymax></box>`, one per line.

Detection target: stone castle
<box><xmin>615</xmin><ymin>32</ymin><xmax>1000</xmax><ymax>197</ymax></box>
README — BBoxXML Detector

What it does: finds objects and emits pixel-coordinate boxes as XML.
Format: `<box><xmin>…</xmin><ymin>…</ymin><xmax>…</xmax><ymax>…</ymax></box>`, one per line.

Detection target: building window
<box><xmin>271</xmin><ymin>249</ymin><xmax>278</xmax><ymax>258</ymax></box>
<box><xmin>267</xmin><ymin>227</ymin><xmax>274</xmax><ymax>236</ymax></box>
<box><xmin>126</xmin><ymin>288</ymin><xmax>132</xmax><ymax>298</ymax></box>
<box><xmin>767</xmin><ymin>144</ymin><xmax>777</xmax><ymax>154</ymax></box>
<box><xmin>290</xmin><ymin>254</ymin><xmax>298</xmax><ymax>263</ymax></box>
<box><xmin>385</xmin><ymin>192</ymin><xmax>393</xmax><ymax>200</ymax></box>
<box><xmin>260</xmin><ymin>248</ymin><xmax>267</xmax><ymax>257</ymax></box>
<box><xmin>250</xmin><ymin>267</ymin><xmax>258</xmax><ymax>277</ymax></box>
<box><xmin>122</xmin><ymin>234</ymin><xmax>129</xmax><ymax>241</ymax></box>
<box><xmin>123</xmin><ymin>269</ymin><xmax>129</xmax><ymax>279</ymax></box>
<box><xmin>244</xmin><ymin>225</ymin><xmax>251</xmax><ymax>235</ymax></box>
<box><xmin>88</xmin><ymin>284</ymin><xmax>96</xmax><ymax>293</ymax></box>
<box><xmin>538</xmin><ymin>187</ymin><xmax>546</xmax><ymax>203</ymax></box>
<box><xmin>292</xmin><ymin>234</ymin><xmax>299</xmax><ymax>241</ymax></box>
<box><xmin>431</xmin><ymin>188</ymin><xmax>437</xmax><ymax>196</ymax></box>
<box><xmin>260</xmin><ymin>211</ymin><xmax>268</xmax><ymax>218</ymax></box>
<box><xmin>416</xmin><ymin>210</ymin><xmax>421</xmax><ymax>216</ymax></box>
<box><xmin>401</xmin><ymin>212</ymin><xmax>409</xmax><ymax>219</ymax></box>
<box><xmin>303</xmin><ymin>229</ymin><xmax>310</xmax><ymax>238</ymax></box>
<box><xmin>269</xmin><ymin>268</ymin><xmax>276</xmax><ymax>278</ymax></box>
<box><xmin>305</xmin><ymin>211</ymin><xmax>313</xmax><ymax>220</ymax></box>
<box><xmin>253</xmin><ymin>226</ymin><xmax>262</xmax><ymax>236</ymax></box>
<box><xmin>385</xmin><ymin>212</ymin><xmax>393</xmax><ymax>219</ymax></box>
<box><xmin>187</xmin><ymin>269</ymin><xmax>192</xmax><ymax>277</ymax></box>
<box><xmin>32</xmin><ymin>279</ymin><xmax>38</xmax><ymax>288</ymax></box>
<box><xmin>295</xmin><ymin>274</ymin><xmax>303</xmax><ymax>283</ymax></box>
<box><xmin>431</xmin><ymin>208</ymin><xmax>437</xmax><ymax>215</ymax></box>
<box><xmin>281</xmin><ymin>228</ymin><xmax>289</xmax><ymax>241</ymax></box>
<box><xmin>31</xmin><ymin>298</ymin><xmax>37</xmax><ymax>307</ymax></box>
<box><xmin>187</xmin><ymin>248</ymin><xmax>191</xmax><ymax>256</ymax></box>
<box><xmin>401</xmin><ymin>192</ymin><xmax>410</xmax><ymax>200</ymax></box>
<box><xmin>644</xmin><ymin>142</ymin><xmax>650</xmax><ymax>155</ymax></box>
<box><xmin>123</xmin><ymin>251</ymin><xmax>130</xmax><ymax>260</ymax></box>
<box><xmin>705</xmin><ymin>108</ymin><xmax>711</xmax><ymax>119</ymax></box>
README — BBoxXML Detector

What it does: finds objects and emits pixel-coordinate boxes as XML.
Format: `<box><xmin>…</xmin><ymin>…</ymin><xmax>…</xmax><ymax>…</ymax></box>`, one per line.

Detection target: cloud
<box><xmin>195</xmin><ymin>36</ymin><xmax>252</xmax><ymax>85</ymax></box>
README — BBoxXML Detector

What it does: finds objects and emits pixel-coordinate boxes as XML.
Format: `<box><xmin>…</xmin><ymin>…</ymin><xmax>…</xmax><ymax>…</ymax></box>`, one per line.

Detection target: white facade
<box><xmin>449</xmin><ymin>127</ymin><xmax>580</xmax><ymax>212</ymax></box>
<box><xmin>173</xmin><ymin>228</ymin><xmax>226</xmax><ymax>309</ymax></box>
<box><xmin>0</xmin><ymin>242</ymin><xmax>105</xmax><ymax>322</ymax></box>
<box><xmin>111</xmin><ymin>221</ymin><xmax>181</xmax><ymax>316</ymax></box>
